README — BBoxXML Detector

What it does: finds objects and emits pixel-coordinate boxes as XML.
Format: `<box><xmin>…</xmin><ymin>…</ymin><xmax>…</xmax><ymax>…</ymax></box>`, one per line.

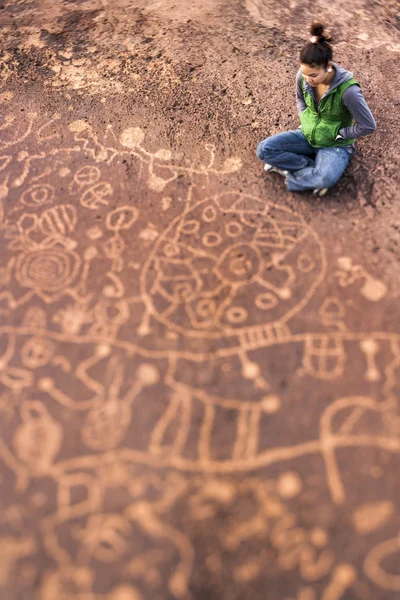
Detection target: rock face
<box><xmin>0</xmin><ymin>1</ymin><xmax>399</xmax><ymax>600</ymax></box>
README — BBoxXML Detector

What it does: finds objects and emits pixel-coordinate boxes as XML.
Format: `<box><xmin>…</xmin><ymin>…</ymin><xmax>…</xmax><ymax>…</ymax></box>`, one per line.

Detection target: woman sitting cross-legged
<box><xmin>256</xmin><ymin>21</ymin><xmax>376</xmax><ymax>197</ymax></box>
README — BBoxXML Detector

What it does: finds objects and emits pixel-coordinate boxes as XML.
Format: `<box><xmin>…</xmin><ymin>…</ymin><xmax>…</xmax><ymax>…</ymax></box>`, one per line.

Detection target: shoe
<box><xmin>264</xmin><ymin>163</ymin><xmax>289</xmax><ymax>177</ymax></box>
<box><xmin>313</xmin><ymin>187</ymin><xmax>328</xmax><ymax>198</ymax></box>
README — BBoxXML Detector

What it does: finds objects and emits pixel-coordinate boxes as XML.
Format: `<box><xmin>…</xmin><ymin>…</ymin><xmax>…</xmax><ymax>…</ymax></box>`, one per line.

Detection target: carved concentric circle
<box><xmin>15</xmin><ymin>248</ymin><xmax>81</xmax><ymax>292</ymax></box>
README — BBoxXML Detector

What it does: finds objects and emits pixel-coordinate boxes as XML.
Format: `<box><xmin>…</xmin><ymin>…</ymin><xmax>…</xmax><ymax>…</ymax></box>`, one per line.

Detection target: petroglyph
<box><xmin>0</xmin><ymin>88</ymin><xmax>399</xmax><ymax>600</ymax></box>
<box><xmin>335</xmin><ymin>257</ymin><xmax>388</xmax><ymax>303</ymax></box>
<box><xmin>353</xmin><ymin>501</ymin><xmax>394</xmax><ymax>535</ymax></box>
<box><xmin>365</xmin><ymin>535</ymin><xmax>400</xmax><ymax>590</ymax></box>
<box><xmin>140</xmin><ymin>192</ymin><xmax>326</xmax><ymax>344</ymax></box>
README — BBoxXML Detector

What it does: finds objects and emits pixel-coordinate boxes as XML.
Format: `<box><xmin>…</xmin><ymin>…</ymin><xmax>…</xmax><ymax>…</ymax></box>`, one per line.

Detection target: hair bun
<box><xmin>310</xmin><ymin>22</ymin><xmax>325</xmax><ymax>40</ymax></box>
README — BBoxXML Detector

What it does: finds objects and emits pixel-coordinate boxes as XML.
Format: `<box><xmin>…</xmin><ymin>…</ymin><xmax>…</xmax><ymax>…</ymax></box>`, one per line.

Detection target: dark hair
<box><xmin>300</xmin><ymin>22</ymin><xmax>333</xmax><ymax>69</ymax></box>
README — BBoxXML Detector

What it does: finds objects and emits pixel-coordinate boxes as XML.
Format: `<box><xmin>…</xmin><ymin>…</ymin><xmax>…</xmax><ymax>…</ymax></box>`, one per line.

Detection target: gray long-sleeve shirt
<box><xmin>296</xmin><ymin>63</ymin><xmax>376</xmax><ymax>141</ymax></box>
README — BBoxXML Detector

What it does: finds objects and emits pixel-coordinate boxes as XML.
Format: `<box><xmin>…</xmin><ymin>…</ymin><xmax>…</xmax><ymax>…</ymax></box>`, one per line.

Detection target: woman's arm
<box><xmin>338</xmin><ymin>86</ymin><xmax>376</xmax><ymax>139</ymax></box>
<box><xmin>296</xmin><ymin>70</ymin><xmax>307</xmax><ymax>116</ymax></box>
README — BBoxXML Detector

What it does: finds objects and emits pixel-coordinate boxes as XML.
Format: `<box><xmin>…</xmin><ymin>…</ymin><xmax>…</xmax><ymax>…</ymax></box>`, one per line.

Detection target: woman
<box><xmin>256</xmin><ymin>22</ymin><xmax>376</xmax><ymax>197</ymax></box>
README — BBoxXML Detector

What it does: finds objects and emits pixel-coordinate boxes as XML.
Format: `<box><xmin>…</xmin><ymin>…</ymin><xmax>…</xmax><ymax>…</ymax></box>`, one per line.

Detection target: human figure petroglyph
<box><xmin>103</xmin><ymin>206</ymin><xmax>139</xmax><ymax>273</ymax></box>
<box><xmin>335</xmin><ymin>256</ymin><xmax>388</xmax><ymax>303</ymax></box>
<box><xmin>0</xmin><ymin>107</ymin><xmax>82</xmax><ymax>204</ymax></box>
<box><xmin>82</xmin><ymin>360</ymin><xmax>159</xmax><ymax>451</ymax></box>
<box><xmin>67</xmin><ymin>120</ymin><xmax>242</xmax><ymax>193</ymax></box>
<box><xmin>318</xmin><ymin>297</ymin><xmax>347</xmax><ymax>332</ymax></box>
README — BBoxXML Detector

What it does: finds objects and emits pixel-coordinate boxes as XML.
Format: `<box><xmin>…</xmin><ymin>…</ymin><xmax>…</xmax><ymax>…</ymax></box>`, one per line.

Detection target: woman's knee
<box><xmin>314</xmin><ymin>169</ymin><xmax>340</xmax><ymax>189</ymax></box>
<box><xmin>256</xmin><ymin>138</ymin><xmax>273</xmax><ymax>160</ymax></box>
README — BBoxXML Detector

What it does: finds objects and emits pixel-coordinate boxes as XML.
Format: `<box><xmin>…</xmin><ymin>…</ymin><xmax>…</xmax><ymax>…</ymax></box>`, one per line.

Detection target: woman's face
<box><xmin>300</xmin><ymin>63</ymin><xmax>332</xmax><ymax>86</ymax></box>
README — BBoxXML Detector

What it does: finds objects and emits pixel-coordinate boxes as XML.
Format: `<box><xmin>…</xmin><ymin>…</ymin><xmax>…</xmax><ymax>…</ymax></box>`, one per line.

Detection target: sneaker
<box><xmin>264</xmin><ymin>163</ymin><xmax>289</xmax><ymax>177</ymax></box>
<box><xmin>313</xmin><ymin>187</ymin><xmax>328</xmax><ymax>198</ymax></box>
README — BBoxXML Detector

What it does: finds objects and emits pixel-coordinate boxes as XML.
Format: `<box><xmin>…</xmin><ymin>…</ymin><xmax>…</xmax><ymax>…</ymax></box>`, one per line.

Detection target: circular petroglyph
<box><xmin>80</xmin><ymin>182</ymin><xmax>113</xmax><ymax>210</ymax></box>
<box><xmin>74</xmin><ymin>165</ymin><xmax>101</xmax><ymax>187</ymax></box>
<box><xmin>142</xmin><ymin>193</ymin><xmax>326</xmax><ymax>340</ymax></box>
<box><xmin>15</xmin><ymin>248</ymin><xmax>81</xmax><ymax>293</ymax></box>
<box><xmin>119</xmin><ymin>127</ymin><xmax>145</xmax><ymax>149</ymax></box>
<box><xmin>20</xmin><ymin>184</ymin><xmax>54</xmax><ymax>207</ymax></box>
<box><xmin>106</xmin><ymin>206</ymin><xmax>139</xmax><ymax>231</ymax></box>
<box><xmin>21</xmin><ymin>337</ymin><xmax>55</xmax><ymax>368</ymax></box>
<box><xmin>277</xmin><ymin>471</ymin><xmax>302</xmax><ymax>499</ymax></box>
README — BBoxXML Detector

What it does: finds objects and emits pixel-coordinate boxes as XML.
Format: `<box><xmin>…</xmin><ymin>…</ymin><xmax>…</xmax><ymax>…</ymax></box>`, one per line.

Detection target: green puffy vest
<box><xmin>300</xmin><ymin>76</ymin><xmax>359</xmax><ymax>148</ymax></box>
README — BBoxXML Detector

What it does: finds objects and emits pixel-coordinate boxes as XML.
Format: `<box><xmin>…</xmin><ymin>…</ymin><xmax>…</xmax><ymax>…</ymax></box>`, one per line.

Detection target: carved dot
<box><xmin>69</xmin><ymin>120</ymin><xmax>88</xmax><ymax>132</ymax></box>
<box><xmin>310</xmin><ymin>528</ymin><xmax>328</xmax><ymax>547</ymax></box>
<box><xmin>242</xmin><ymin>361</ymin><xmax>260</xmax><ymax>379</ymax></box>
<box><xmin>103</xmin><ymin>286</ymin><xmax>115</xmax><ymax>298</ymax></box>
<box><xmin>38</xmin><ymin>378</ymin><xmax>53</xmax><ymax>391</ymax></box>
<box><xmin>96</xmin><ymin>344</ymin><xmax>111</xmax><ymax>357</ymax></box>
<box><xmin>277</xmin><ymin>472</ymin><xmax>302</xmax><ymax>498</ymax></box>
<box><xmin>337</xmin><ymin>256</ymin><xmax>353</xmax><ymax>270</ymax></box>
<box><xmin>261</xmin><ymin>394</ymin><xmax>281</xmax><ymax>413</ymax></box>
<box><xmin>335</xmin><ymin>564</ymin><xmax>357</xmax><ymax>584</ymax></box>
<box><xmin>137</xmin><ymin>364</ymin><xmax>159</xmax><ymax>386</ymax></box>
<box><xmin>278</xmin><ymin>287</ymin><xmax>292</xmax><ymax>299</ymax></box>
<box><xmin>360</xmin><ymin>338</ymin><xmax>379</xmax><ymax>353</ymax></box>
<box><xmin>84</xmin><ymin>246</ymin><xmax>98</xmax><ymax>261</ymax></box>
<box><xmin>120</xmin><ymin>127</ymin><xmax>145</xmax><ymax>149</ymax></box>
<box><xmin>109</xmin><ymin>585</ymin><xmax>143</xmax><ymax>600</ymax></box>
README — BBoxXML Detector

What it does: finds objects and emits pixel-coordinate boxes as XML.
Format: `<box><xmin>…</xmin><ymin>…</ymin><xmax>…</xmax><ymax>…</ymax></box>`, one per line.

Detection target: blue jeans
<box><xmin>256</xmin><ymin>130</ymin><xmax>354</xmax><ymax>192</ymax></box>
